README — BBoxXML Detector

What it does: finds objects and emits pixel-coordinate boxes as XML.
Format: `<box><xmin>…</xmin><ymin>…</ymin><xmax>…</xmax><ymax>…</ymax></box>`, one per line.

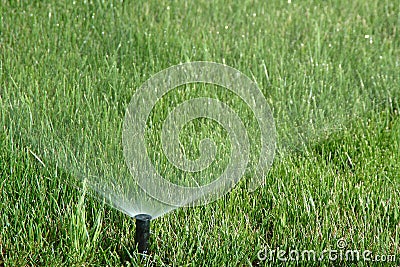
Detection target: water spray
<box><xmin>3</xmin><ymin>60</ymin><xmax>381</xmax><ymax>259</ymax></box>
<box><xmin>7</xmin><ymin>62</ymin><xmax>279</xmax><ymax>257</ymax></box>
<box><xmin>121</xmin><ymin>62</ymin><xmax>277</xmax><ymax>254</ymax></box>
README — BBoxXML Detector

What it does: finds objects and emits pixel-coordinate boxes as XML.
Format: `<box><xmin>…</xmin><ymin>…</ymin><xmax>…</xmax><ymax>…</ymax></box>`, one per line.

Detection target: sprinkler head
<box><xmin>134</xmin><ymin>214</ymin><xmax>152</xmax><ymax>254</ymax></box>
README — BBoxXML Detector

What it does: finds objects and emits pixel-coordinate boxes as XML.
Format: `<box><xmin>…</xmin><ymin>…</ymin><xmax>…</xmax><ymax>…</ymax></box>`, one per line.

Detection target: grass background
<box><xmin>1</xmin><ymin>0</ymin><xmax>399</xmax><ymax>266</ymax></box>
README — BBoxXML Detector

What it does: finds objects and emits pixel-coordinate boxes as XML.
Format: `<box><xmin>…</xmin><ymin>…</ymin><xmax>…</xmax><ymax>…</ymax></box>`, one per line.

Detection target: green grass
<box><xmin>1</xmin><ymin>0</ymin><xmax>399</xmax><ymax>266</ymax></box>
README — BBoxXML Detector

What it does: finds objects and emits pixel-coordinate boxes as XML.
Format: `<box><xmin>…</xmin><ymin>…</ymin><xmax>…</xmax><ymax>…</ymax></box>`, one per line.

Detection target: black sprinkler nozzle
<box><xmin>134</xmin><ymin>214</ymin><xmax>152</xmax><ymax>254</ymax></box>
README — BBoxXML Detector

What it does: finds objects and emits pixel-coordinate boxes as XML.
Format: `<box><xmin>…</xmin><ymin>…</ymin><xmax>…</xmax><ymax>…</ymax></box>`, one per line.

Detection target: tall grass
<box><xmin>1</xmin><ymin>0</ymin><xmax>399</xmax><ymax>266</ymax></box>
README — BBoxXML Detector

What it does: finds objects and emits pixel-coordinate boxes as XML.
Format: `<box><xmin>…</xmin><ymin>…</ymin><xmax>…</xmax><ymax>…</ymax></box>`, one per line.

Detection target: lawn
<box><xmin>1</xmin><ymin>0</ymin><xmax>399</xmax><ymax>266</ymax></box>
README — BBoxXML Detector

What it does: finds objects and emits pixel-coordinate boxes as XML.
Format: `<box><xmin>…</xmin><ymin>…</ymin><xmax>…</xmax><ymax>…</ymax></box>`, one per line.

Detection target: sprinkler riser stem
<box><xmin>134</xmin><ymin>214</ymin><xmax>152</xmax><ymax>254</ymax></box>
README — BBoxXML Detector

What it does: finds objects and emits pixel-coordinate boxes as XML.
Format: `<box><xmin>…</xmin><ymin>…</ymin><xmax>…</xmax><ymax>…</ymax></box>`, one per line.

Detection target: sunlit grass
<box><xmin>1</xmin><ymin>0</ymin><xmax>399</xmax><ymax>266</ymax></box>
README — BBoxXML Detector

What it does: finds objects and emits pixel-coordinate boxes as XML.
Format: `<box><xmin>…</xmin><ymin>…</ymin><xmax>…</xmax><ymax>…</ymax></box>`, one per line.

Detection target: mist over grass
<box><xmin>1</xmin><ymin>0</ymin><xmax>399</xmax><ymax>266</ymax></box>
